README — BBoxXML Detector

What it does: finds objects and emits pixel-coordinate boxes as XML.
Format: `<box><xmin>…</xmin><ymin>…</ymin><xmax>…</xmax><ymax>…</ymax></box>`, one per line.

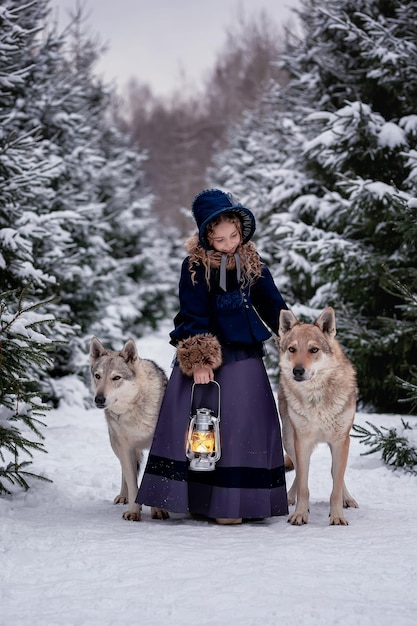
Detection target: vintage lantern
<box><xmin>186</xmin><ymin>381</ymin><xmax>221</xmax><ymax>472</ymax></box>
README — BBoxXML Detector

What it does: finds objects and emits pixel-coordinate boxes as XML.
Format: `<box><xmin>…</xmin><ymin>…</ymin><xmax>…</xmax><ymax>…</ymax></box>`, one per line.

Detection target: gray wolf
<box><xmin>277</xmin><ymin>307</ymin><xmax>358</xmax><ymax>525</ymax></box>
<box><xmin>90</xmin><ymin>337</ymin><xmax>169</xmax><ymax>521</ymax></box>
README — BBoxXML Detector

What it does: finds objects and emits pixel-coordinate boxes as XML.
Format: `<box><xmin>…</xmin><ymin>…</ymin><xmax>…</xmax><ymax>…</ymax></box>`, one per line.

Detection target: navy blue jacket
<box><xmin>170</xmin><ymin>257</ymin><xmax>288</xmax><ymax>348</ymax></box>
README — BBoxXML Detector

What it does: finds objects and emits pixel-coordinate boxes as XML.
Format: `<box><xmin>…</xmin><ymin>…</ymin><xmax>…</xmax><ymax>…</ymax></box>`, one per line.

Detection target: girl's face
<box><xmin>208</xmin><ymin>219</ymin><xmax>242</xmax><ymax>254</ymax></box>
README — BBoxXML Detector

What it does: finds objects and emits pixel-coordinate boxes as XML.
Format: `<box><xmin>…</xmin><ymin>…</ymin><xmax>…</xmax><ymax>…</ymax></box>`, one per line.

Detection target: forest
<box><xmin>1</xmin><ymin>0</ymin><xmax>417</xmax><ymax>490</ymax></box>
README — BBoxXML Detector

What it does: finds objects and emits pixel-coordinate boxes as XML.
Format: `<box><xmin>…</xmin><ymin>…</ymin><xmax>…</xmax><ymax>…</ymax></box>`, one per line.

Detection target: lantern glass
<box><xmin>190</xmin><ymin>429</ymin><xmax>215</xmax><ymax>453</ymax></box>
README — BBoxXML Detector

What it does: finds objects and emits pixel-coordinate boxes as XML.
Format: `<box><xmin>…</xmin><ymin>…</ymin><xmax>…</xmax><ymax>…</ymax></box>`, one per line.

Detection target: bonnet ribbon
<box><xmin>220</xmin><ymin>253</ymin><xmax>241</xmax><ymax>291</ymax></box>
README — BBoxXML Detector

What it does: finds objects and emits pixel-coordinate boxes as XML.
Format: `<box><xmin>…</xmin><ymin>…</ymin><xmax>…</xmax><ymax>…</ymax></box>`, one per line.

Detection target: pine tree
<box><xmin>33</xmin><ymin>4</ymin><xmax>173</xmax><ymax>369</ymax></box>
<box><xmin>0</xmin><ymin>0</ymin><xmax>175</xmax><ymax>491</ymax></box>
<box><xmin>1</xmin><ymin>0</ymin><xmax>174</xmax><ymax>388</ymax></box>
<box><xmin>0</xmin><ymin>289</ymin><xmax>64</xmax><ymax>493</ymax></box>
<box><xmin>212</xmin><ymin>0</ymin><xmax>417</xmax><ymax>412</ymax></box>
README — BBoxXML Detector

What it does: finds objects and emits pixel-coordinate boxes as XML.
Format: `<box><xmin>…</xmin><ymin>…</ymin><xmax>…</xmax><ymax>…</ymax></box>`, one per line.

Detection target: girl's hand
<box><xmin>193</xmin><ymin>367</ymin><xmax>214</xmax><ymax>384</ymax></box>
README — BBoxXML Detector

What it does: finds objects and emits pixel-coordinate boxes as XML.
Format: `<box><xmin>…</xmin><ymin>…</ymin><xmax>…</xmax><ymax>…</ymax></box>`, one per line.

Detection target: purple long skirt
<box><xmin>136</xmin><ymin>355</ymin><xmax>288</xmax><ymax>520</ymax></box>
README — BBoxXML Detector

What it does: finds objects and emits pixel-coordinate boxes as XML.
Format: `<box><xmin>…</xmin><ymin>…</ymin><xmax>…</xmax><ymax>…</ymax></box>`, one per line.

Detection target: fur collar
<box><xmin>184</xmin><ymin>233</ymin><xmax>262</xmax><ymax>285</ymax></box>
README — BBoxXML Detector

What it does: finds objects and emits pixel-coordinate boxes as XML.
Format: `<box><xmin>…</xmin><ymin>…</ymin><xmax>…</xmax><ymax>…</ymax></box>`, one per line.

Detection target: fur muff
<box><xmin>177</xmin><ymin>333</ymin><xmax>222</xmax><ymax>376</ymax></box>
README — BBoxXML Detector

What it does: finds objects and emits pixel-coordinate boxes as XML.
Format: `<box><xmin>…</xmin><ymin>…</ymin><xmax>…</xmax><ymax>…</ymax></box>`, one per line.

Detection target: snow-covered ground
<box><xmin>1</xmin><ymin>322</ymin><xmax>417</xmax><ymax>626</ymax></box>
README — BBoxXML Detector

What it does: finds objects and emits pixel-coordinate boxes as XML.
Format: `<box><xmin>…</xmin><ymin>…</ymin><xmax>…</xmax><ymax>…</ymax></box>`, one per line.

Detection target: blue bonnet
<box><xmin>191</xmin><ymin>189</ymin><xmax>256</xmax><ymax>250</ymax></box>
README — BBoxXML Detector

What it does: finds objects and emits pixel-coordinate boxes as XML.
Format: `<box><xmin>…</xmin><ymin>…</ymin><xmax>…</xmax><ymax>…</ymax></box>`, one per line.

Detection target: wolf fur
<box><xmin>90</xmin><ymin>336</ymin><xmax>168</xmax><ymax>521</ymax></box>
<box><xmin>277</xmin><ymin>307</ymin><xmax>358</xmax><ymax>526</ymax></box>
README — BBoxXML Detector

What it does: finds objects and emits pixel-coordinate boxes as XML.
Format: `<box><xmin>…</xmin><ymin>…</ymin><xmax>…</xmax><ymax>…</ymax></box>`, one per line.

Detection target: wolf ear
<box><xmin>90</xmin><ymin>336</ymin><xmax>108</xmax><ymax>362</ymax></box>
<box><xmin>278</xmin><ymin>309</ymin><xmax>298</xmax><ymax>337</ymax></box>
<box><xmin>315</xmin><ymin>307</ymin><xmax>336</xmax><ymax>338</ymax></box>
<box><xmin>120</xmin><ymin>339</ymin><xmax>138</xmax><ymax>363</ymax></box>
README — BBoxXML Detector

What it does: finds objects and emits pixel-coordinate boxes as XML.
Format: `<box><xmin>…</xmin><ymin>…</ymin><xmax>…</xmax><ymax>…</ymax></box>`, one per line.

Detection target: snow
<box><xmin>378</xmin><ymin>122</ymin><xmax>407</xmax><ymax>149</ymax></box>
<box><xmin>1</xmin><ymin>322</ymin><xmax>417</xmax><ymax>626</ymax></box>
<box><xmin>400</xmin><ymin>115</ymin><xmax>417</xmax><ymax>135</ymax></box>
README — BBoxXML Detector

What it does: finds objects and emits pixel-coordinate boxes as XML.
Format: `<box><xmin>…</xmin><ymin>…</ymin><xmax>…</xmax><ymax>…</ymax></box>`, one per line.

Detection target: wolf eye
<box><xmin>94</xmin><ymin>373</ymin><xmax>101</xmax><ymax>380</ymax></box>
<box><xmin>112</xmin><ymin>375</ymin><xmax>121</xmax><ymax>381</ymax></box>
<box><xmin>288</xmin><ymin>347</ymin><xmax>296</xmax><ymax>353</ymax></box>
<box><xmin>310</xmin><ymin>347</ymin><xmax>319</xmax><ymax>353</ymax></box>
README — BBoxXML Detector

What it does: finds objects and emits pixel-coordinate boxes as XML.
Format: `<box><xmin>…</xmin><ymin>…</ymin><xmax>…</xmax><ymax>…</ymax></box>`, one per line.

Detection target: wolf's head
<box><xmin>277</xmin><ymin>307</ymin><xmax>337</xmax><ymax>383</ymax></box>
<box><xmin>89</xmin><ymin>337</ymin><xmax>140</xmax><ymax>413</ymax></box>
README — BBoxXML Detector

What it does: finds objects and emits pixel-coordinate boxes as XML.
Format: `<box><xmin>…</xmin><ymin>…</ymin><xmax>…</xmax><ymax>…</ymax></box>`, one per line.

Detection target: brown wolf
<box><xmin>90</xmin><ymin>337</ymin><xmax>168</xmax><ymax>521</ymax></box>
<box><xmin>277</xmin><ymin>307</ymin><xmax>358</xmax><ymax>525</ymax></box>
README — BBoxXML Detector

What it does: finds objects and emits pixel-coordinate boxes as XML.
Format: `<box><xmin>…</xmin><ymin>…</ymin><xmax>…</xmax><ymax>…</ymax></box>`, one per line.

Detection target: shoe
<box><xmin>215</xmin><ymin>518</ymin><xmax>242</xmax><ymax>525</ymax></box>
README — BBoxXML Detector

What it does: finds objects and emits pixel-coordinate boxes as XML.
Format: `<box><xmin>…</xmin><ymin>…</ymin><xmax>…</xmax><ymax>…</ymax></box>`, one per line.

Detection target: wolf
<box><xmin>277</xmin><ymin>307</ymin><xmax>358</xmax><ymax>525</ymax></box>
<box><xmin>90</xmin><ymin>336</ymin><xmax>169</xmax><ymax>521</ymax></box>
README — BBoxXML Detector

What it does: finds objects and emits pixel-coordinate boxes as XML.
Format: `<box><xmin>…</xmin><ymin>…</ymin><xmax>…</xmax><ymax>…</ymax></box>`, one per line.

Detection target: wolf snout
<box><xmin>292</xmin><ymin>365</ymin><xmax>306</xmax><ymax>381</ymax></box>
<box><xmin>95</xmin><ymin>394</ymin><xmax>106</xmax><ymax>408</ymax></box>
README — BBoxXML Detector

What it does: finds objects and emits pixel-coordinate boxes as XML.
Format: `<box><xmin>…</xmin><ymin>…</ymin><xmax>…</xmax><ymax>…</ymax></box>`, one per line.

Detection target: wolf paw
<box><xmin>122</xmin><ymin>510</ymin><xmax>141</xmax><ymax>522</ymax></box>
<box><xmin>151</xmin><ymin>507</ymin><xmax>169</xmax><ymax>520</ymax></box>
<box><xmin>288</xmin><ymin>511</ymin><xmax>308</xmax><ymax>525</ymax></box>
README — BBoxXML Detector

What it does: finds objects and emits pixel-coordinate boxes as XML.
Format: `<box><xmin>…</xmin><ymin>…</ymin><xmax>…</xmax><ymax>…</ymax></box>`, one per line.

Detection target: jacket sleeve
<box><xmin>250</xmin><ymin>263</ymin><xmax>288</xmax><ymax>336</ymax></box>
<box><xmin>170</xmin><ymin>258</ymin><xmax>222</xmax><ymax>376</ymax></box>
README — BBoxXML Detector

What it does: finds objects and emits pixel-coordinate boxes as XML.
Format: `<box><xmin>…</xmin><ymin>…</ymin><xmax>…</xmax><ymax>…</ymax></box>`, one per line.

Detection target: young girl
<box><xmin>136</xmin><ymin>189</ymin><xmax>289</xmax><ymax>524</ymax></box>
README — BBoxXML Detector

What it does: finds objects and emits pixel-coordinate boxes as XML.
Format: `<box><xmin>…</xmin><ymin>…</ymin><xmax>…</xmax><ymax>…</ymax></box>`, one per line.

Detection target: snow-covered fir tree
<box><xmin>0</xmin><ymin>0</ymin><xmax>67</xmax><ymax>486</ymax></box>
<box><xmin>1</xmin><ymin>0</ymin><xmax>174</xmax><ymax>385</ymax></box>
<box><xmin>0</xmin><ymin>289</ymin><xmax>65</xmax><ymax>493</ymax></box>
<box><xmin>0</xmin><ymin>0</ymin><xmax>63</xmax><ymax>294</ymax></box>
<box><xmin>0</xmin><ymin>0</ymin><xmax>177</xmax><ymax>485</ymax></box>
<box><xmin>212</xmin><ymin>0</ymin><xmax>417</xmax><ymax>413</ymax></box>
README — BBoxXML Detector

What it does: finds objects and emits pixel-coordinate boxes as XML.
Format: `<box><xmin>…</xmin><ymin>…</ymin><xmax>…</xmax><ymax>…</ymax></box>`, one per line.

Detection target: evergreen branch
<box><xmin>352</xmin><ymin>420</ymin><xmax>417</xmax><ymax>475</ymax></box>
<box><xmin>0</xmin><ymin>460</ymin><xmax>52</xmax><ymax>496</ymax></box>
<box><xmin>380</xmin><ymin>264</ymin><xmax>417</xmax><ymax>308</ymax></box>
<box><xmin>396</xmin><ymin>374</ymin><xmax>417</xmax><ymax>412</ymax></box>
<box><xmin>0</xmin><ymin>423</ymin><xmax>47</xmax><ymax>461</ymax></box>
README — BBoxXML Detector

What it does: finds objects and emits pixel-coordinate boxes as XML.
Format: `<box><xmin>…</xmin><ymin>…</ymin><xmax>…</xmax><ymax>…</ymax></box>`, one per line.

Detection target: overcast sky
<box><xmin>51</xmin><ymin>0</ymin><xmax>300</xmax><ymax>97</ymax></box>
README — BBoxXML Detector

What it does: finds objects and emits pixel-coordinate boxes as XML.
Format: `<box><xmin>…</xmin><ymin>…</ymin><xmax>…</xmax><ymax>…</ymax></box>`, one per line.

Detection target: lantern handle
<box><xmin>190</xmin><ymin>379</ymin><xmax>221</xmax><ymax>420</ymax></box>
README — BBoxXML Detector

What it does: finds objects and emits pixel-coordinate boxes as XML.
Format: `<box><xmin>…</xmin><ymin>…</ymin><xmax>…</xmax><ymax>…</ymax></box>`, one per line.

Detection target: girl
<box><xmin>136</xmin><ymin>189</ymin><xmax>288</xmax><ymax>524</ymax></box>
